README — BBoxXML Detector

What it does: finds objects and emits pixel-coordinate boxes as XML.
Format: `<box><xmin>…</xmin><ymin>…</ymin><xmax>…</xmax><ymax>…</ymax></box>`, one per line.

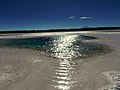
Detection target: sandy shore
<box><xmin>0</xmin><ymin>31</ymin><xmax>120</xmax><ymax>39</ymax></box>
<box><xmin>0</xmin><ymin>47</ymin><xmax>57</xmax><ymax>90</ymax></box>
<box><xmin>72</xmin><ymin>34</ymin><xmax>120</xmax><ymax>90</ymax></box>
<box><xmin>0</xmin><ymin>32</ymin><xmax>120</xmax><ymax>90</ymax></box>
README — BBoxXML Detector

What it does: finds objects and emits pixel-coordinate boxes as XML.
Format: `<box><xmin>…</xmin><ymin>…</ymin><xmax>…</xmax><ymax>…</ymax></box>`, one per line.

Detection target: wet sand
<box><xmin>0</xmin><ymin>47</ymin><xmax>58</xmax><ymax>90</ymax></box>
<box><xmin>0</xmin><ymin>32</ymin><xmax>120</xmax><ymax>90</ymax></box>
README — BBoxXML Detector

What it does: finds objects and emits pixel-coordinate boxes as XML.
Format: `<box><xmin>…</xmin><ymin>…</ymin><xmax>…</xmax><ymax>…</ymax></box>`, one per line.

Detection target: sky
<box><xmin>0</xmin><ymin>0</ymin><xmax>120</xmax><ymax>30</ymax></box>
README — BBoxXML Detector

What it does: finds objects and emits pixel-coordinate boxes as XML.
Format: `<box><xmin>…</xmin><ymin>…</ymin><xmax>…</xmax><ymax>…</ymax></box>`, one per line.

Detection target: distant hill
<box><xmin>0</xmin><ymin>27</ymin><xmax>120</xmax><ymax>33</ymax></box>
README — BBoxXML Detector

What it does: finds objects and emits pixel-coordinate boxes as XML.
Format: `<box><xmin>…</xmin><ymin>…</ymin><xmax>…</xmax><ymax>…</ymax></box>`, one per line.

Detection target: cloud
<box><xmin>68</xmin><ymin>16</ymin><xmax>76</xmax><ymax>19</ymax></box>
<box><xmin>80</xmin><ymin>16</ymin><xmax>92</xmax><ymax>20</ymax></box>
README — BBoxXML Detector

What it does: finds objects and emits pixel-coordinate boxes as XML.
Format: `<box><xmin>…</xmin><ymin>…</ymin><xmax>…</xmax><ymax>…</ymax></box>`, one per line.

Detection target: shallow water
<box><xmin>0</xmin><ymin>33</ymin><xmax>113</xmax><ymax>90</ymax></box>
<box><xmin>0</xmin><ymin>34</ymin><xmax>111</xmax><ymax>58</ymax></box>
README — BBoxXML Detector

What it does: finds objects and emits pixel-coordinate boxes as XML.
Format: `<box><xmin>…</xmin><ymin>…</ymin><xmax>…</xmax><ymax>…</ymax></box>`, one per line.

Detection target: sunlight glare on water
<box><xmin>51</xmin><ymin>35</ymin><xmax>78</xmax><ymax>90</ymax></box>
<box><xmin>52</xmin><ymin>35</ymin><xmax>80</xmax><ymax>59</ymax></box>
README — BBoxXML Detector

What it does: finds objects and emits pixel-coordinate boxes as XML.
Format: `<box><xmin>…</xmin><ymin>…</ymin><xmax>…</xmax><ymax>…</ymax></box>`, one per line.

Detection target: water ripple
<box><xmin>50</xmin><ymin>35</ymin><xmax>80</xmax><ymax>90</ymax></box>
<box><xmin>51</xmin><ymin>59</ymin><xmax>76</xmax><ymax>90</ymax></box>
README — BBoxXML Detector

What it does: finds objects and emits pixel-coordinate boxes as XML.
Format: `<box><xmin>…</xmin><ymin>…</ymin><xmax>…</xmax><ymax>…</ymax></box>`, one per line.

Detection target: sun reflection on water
<box><xmin>51</xmin><ymin>35</ymin><xmax>78</xmax><ymax>90</ymax></box>
<box><xmin>52</xmin><ymin>35</ymin><xmax>79</xmax><ymax>59</ymax></box>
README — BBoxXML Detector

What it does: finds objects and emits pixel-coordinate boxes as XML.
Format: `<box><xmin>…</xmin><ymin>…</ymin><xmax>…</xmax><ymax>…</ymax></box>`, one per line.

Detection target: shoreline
<box><xmin>0</xmin><ymin>31</ymin><xmax>120</xmax><ymax>39</ymax></box>
<box><xmin>0</xmin><ymin>47</ymin><xmax>56</xmax><ymax>90</ymax></box>
<box><xmin>0</xmin><ymin>27</ymin><xmax>120</xmax><ymax>33</ymax></box>
<box><xmin>0</xmin><ymin>32</ymin><xmax>120</xmax><ymax>90</ymax></box>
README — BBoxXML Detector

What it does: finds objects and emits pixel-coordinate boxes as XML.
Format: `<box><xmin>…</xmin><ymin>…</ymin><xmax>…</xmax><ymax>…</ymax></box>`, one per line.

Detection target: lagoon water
<box><xmin>0</xmin><ymin>34</ymin><xmax>110</xmax><ymax>58</ymax></box>
<box><xmin>0</xmin><ymin>31</ymin><xmax>120</xmax><ymax>90</ymax></box>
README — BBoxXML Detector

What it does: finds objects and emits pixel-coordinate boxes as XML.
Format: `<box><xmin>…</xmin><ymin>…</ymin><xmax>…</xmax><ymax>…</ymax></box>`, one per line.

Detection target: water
<box><xmin>0</xmin><ymin>34</ymin><xmax>110</xmax><ymax>59</ymax></box>
<box><xmin>0</xmin><ymin>34</ymin><xmax>112</xmax><ymax>90</ymax></box>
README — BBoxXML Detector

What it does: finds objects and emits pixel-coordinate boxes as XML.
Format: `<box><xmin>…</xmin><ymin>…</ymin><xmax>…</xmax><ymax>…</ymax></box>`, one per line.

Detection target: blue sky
<box><xmin>0</xmin><ymin>0</ymin><xmax>120</xmax><ymax>30</ymax></box>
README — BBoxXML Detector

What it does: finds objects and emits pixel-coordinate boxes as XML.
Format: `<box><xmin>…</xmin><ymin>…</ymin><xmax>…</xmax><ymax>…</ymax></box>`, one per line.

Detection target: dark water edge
<box><xmin>0</xmin><ymin>34</ymin><xmax>112</xmax><ymax>59</ymax></box>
